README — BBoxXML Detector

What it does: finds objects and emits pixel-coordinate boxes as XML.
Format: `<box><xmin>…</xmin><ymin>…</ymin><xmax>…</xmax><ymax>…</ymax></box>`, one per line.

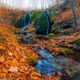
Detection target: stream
<box><xmin>19</xmin><ymin>33</ymin><xmax>80</xmax><ymax>79</ymax></box>
<box><xmin>33</xmin><ymin>45</ymin><xmax>80</xmax><ymax>79</ymax></box>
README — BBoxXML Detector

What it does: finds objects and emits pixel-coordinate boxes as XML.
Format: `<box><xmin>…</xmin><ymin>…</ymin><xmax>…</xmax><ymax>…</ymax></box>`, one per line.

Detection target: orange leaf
<box><xmin>0</xmin><ymin>56</ymin><xmax>5</xmax><ymax>63</ymax></box>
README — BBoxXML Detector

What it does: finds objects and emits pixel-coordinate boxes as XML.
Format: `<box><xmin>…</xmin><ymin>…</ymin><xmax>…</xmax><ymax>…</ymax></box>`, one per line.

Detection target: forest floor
<box><xmin>0</xmin><ymin>22</ymin><xmax>80</xmax><ymax>80</ymax></box>
<box><xmin>0</xmin><ymin>1</ymin><xmax>80</xmax><ymax>80</ymax></box>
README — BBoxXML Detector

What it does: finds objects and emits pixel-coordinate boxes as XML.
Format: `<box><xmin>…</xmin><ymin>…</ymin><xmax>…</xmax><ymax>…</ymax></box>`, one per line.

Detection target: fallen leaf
<box><xmin>9</xmin><ymin>66</ymin><xmax>18</xmax><ymax>72</ymax></box>
<box><xmin>0</xmin><ymin>56</ymin><xmax>5</xmax><ymax>63</ymax></box>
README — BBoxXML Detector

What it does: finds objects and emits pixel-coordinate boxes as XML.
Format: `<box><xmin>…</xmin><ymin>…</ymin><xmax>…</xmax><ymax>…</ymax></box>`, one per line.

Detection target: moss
<box><xmin>15</xmin><ymin>35</ymin><xmax>21</xmax><ymax>40</ymax></box>
<box><xmin>50</xmin><ymin>44</ymin><xmax>58</xmax><ymax>48</ymax></box>
<box><xmin>28</xmin><ymin>56</ymin><xmax>38</xmax><ymax>66</ymax></box>
<box><xmin>71</xmin><ymin>39</ymin><xmax>80</xmax><ymax>46</ymax></box>
<box><xmin>58</xmin><ymin>47</ymin><xmax>73</xmax><ymax>55</ymax></box>
<box><xmin>10</xmin><ymin>18</ymin><xmax>18</xmax><ymax>26</ymax></box>
<box><xmin>48</xmin><ymin>33</ymin><xmax>57</xmax><ymax>37</ymax></box>
<box><xmin>0</xmin><ymin>36</ymin><xmax>6</xmax><ymax>43</ymax></box>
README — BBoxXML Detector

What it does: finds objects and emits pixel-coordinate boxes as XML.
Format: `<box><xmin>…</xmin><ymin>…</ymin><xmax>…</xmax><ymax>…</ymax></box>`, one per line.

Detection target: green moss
<box><xmin>59</xmin><ymin>47</ymin><xmax>73</xmax><ymax>55</ymax></box>
<box><xmin>10</xmin><ymin>18</ymin><xmax>18</xmax><ymax>26</ymax></box>
<box><xmin>0</xmin><ymin>36</ymin><xmax>6</xmax><ymax>43</ymax></box>
<box><xmin>50</xmin><ymin>44</ymin><xmax>58</xmax><ymax>48</ymax></box>
<box><xmin>28</xmin><ymin>56</ymin><xmax>38</xmax><ymax>66</ymax></box>
<box><xmin>48</xmin><ymin>33</ymin><xmax>57</xmax><ymax>37</ymax></box>
<box><xmin>71</xmin><ymin>39</ymin><xmax>80</xmax><ymax>46</ymax></box>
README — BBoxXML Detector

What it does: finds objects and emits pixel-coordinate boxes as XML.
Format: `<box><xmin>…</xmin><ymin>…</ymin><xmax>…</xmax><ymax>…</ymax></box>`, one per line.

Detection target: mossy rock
<box><xmin>48</xmin><ymin>33</ymin><xmax>57</xmax><ymax>37</ymax></box>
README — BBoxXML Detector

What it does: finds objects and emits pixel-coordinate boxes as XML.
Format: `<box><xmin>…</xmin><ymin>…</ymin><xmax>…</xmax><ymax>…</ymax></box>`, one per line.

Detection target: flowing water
<box><xmin>33</xmin><ymin>46</ymin><xmax>80</xmax><ymax>79</ymax></box>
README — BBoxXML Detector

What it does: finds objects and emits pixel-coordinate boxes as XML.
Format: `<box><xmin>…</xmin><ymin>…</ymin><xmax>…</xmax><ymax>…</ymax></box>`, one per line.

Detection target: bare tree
<box><xmin>71</xmin><ymin>0</ymin><xmax>77</xmax><ymax>27</ymax></box>
<box><xmin>56</xmin><ymin>0</ymin><xmax>59</xmax><ymax>6</ymax></box>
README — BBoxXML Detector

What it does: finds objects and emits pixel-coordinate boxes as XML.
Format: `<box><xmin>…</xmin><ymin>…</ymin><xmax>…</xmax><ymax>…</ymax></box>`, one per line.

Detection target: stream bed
<box><xmin>19</xmin><ymin>33</ymin><xmax>80</xmax><ymax>79</ymax></box>
<box><xmin>33</xmin><ymin>45</ymin><xmax>80</xmax><ymax>79</ymax></box>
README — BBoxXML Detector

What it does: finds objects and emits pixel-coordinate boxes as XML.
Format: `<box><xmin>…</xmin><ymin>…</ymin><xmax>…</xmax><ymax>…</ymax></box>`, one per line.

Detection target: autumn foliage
<box><xmin>0</xmin><ymin>0</ymin><xmax>80</xmax><ymax>80</ymax></box>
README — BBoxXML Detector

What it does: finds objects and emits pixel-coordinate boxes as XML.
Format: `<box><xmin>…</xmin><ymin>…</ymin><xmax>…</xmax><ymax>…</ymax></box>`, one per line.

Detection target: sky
<box><xmin>0</xmin><ymin>0</ymin><xmax>64</xmax><ymax>10</ymax></box>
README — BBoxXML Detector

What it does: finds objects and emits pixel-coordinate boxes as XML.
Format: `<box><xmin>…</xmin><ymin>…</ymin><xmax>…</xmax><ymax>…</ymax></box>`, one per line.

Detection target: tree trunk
<box><xmin>71</xmin><ymin>0</ymin><xmax>77</xmax><ymax>27</ymax></box>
